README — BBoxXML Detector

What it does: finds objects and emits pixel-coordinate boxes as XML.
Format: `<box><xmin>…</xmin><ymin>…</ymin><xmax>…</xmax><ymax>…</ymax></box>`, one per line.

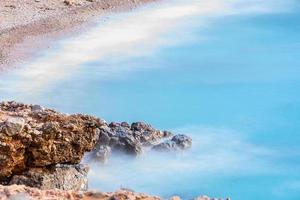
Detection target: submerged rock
<box><xmin>92</xmin><ymin>122</ymin><xmax>164</xmax><ymax>158</ymax></box>
<box><xmin>152</xmin><ymin>140</ymin><xmax>179</xmax><ymax>151</ymax></box>
<box><xmin>152</xmin><ymin>134</ymin><xmax>192</xmax><ymax>152</ymax></box>
<box><xmin>171</xmin><ymin>134</ymin><xmax>192</xmax><ymax>149</ymax></box>
<box><xmin>89</xmin><ymin>121</ymin><xmax>192</xmax><ymax>161</ymax></box>
<box><xmin>9</xmin><ymin>164</ymin><xmax>89</xmax><ymax>191</ymax></box>
<box><xmin>90</xmin><ymin>121</ymin><xmax>186</xmax><ymax>161</ymax></box>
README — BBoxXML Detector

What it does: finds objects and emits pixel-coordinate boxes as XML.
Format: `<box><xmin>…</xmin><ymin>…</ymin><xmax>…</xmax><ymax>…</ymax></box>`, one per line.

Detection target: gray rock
<box><xmin>31</xmin><ymin>105</ymin><xmax>44</xmax><ymax>112</ymax></box>
<box><xmin>9</xmin><ymin>164</ymin><xmax>89</xmax><ymax>191</ymax></box>
<box><xmin>152</xmin><ymin>134</ymin><xmax>192</xmax><ymax>152</ymax></box>
<box><xmin>112</xmin><ymin>126</ymin><xmax>142</xmax><ymax>155</ymax></box>
<box><xmin>152</xmin><ymin>140</ymin><xmax>178</xmax><ymax>152</ymax></box>
<box><xmin>120</xmin><ymin>122</ymin><xmax>130</xmax><ymax>128</ymax></box>
<box><xmin>95</xmin><ymin>124</ymin><xmax>142</xmax><ymax>156</ymax></box>
<box><xmin>92</xmin><ymin>122</ymin><xmax>191</xmax><ymax>161</ymax></box>
<box><xmin>2</xmin><ymin>117</ymin><xmax>25</xmax><ymax>136</ymax></box>
<box><xmin>171</xmin><ymin>134</ymin><xmax>192</xmax><ymax>149</ymax></box>
<box><xmin>163</xmin><ymin>131</ymin><xmax>173</xmax><ymax>138</ymax></box>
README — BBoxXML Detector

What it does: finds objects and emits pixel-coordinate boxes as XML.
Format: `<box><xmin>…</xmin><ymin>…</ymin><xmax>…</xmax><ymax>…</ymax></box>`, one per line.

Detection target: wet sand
<box><xmin>0</xmin><ymin>0</ymin><xmax>158</xmax><ymax>71</ymax></box>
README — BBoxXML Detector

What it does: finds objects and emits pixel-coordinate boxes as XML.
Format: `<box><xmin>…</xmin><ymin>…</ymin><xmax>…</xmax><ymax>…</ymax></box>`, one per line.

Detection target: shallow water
<box><xmin>1</xmin><ymin>0</ymin><xmax>300</xmax><ymax>199</ymax></box>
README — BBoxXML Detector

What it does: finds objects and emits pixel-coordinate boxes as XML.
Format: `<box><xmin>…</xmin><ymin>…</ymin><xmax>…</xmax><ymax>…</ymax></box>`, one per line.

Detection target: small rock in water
<box><xmin>91</xmin><ymin>121</ymin><xmax>192</xmax><ymax>161</ymax></box>
<box><xmin>171</xmin><ymin>134</ymin><xmax>192</xmax><ymax>149</ymax></box>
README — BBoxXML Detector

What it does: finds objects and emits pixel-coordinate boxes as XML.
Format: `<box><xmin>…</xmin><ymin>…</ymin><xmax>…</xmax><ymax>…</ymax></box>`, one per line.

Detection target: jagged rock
<box><xmin>131</xmin><ymin>122</ymin><xmax>167</xmax><ymax>144</ymax></box>
<box><xmin>91</xmin><ymin>122</ymin><xmax>176</xmax><ymax>161</ymax></box>
<box><xmin>152</xmin><ymin>134</ymin><xmax>192</xmax><ymax>152</ymax></box>
<box><xmin>90</xmin><ymin>121</ymin><xmax>192</xmax><ymax>161</ymax></box>
<box><xmin>98</xmin><ymin>124</ymin><xmax>143</xmax><ymax>156</ymax></box>
<box><xmin>9</xmin><ymin>164</ymin><xmax>89</xmax><ymax>191</ymax></box>
<box><xmin>0</xmin><ymin>185</ymin><xmax>161</xmax><ymax>200</ymax></box>
<box><xmin>0</xmin><ymin>101</ymin><xmax>104</xmax><ymax>180</ymax></box>
<box><xmin>2</xmin><ymin>117</ymin><xmax>25</xmax><ymax>136</ymax></box>
<box><xmin>171</xmin><ymin>134</ymin><xmax>192</xmax><ymax>149</ymax></box>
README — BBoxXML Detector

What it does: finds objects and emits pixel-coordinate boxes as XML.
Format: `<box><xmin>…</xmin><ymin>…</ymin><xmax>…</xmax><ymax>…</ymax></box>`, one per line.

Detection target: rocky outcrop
<box><xmin>0</xmin><ymin>185</ymin><xmax>161</xmax><ymax>200</ymax></box>
<box><xmin>0</xmin><ymin>101</ymin><xmax>193</xmax><ymax>191</ymax></box>
<box><xmin>89</xmin><ymin>121</ymin><xmax>188</xmax><ymax>162</ymax></box>
<box><xmin>0</xmin><ymin>101</ymin><xmax>103</xmax><ymax>182</ymax></box>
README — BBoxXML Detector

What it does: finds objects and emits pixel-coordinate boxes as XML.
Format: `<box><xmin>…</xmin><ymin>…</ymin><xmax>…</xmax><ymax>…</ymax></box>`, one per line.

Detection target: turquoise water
<box><xmin>1</xmin><ymin>0</ymin><xmax>300</xmax><ymax>199</ymax></box>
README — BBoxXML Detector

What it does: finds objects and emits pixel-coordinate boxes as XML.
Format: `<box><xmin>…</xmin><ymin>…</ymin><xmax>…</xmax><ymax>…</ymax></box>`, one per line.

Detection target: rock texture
<box><xmin>9</xmin><ymin>164</ymin><xmax>89</xmax><ymax>191</ymax></box>
<box><xmin>0</xmin><ymin>101</ymin><xmax>192</xmax><ymax>191</ymax></box>
<box><xmin>89</xmin><ymin>121</ymin><xmax>188</xmax><ymax>162</ymax></box>
<box><xmin>0</xmin><ymin>185</ymin><xmax>226</xmax><ymax>200</ymax></box>
<box><xmin>152</xmin><ymin>134</ymin><xmax>192</xmax><ymax>152</ymax></box>
<box><xmin>0</xmin><ymin>185</ymin><xmax>161</xmax><ymax>200</ymax></box>
<box><xmin>0</xmin><ymin>101</ymin><xmax>103</xmax><ymax>181</ymax></box>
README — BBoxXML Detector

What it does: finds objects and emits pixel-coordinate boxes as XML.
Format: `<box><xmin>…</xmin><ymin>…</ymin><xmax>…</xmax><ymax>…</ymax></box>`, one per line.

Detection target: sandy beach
<box><xmin>0</xmin><ymin>0</ymin><xmax>157</xmax><ymax>71</ymax></box>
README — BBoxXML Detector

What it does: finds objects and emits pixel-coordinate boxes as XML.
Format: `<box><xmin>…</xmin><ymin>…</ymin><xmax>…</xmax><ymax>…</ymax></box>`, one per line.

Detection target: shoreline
<box><xmin>0</xmin><ymin>0</ymin><xmax>158</xmax><ymax>72</ymax></box>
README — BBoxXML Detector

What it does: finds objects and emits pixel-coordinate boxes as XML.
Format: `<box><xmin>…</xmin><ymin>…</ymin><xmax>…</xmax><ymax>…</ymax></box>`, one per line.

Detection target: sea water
<box><xmin>1</xmin><ymin>0</ymin><xmax>300</xmax><ymax>199</ymax></box>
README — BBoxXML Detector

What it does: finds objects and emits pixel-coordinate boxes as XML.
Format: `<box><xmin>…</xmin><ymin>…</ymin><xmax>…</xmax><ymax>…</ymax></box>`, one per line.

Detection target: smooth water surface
<box><xmin>1</xmin><ymin>0</ymin><xmax>300</xmax><ymax>199</ymax></box>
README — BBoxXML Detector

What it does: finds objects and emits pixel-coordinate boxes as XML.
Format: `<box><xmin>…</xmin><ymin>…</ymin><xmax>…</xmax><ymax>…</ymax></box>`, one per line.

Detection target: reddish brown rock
<box><xmin>0</xmin><ymin>101</ymin><xmax>104</xmax><ymax>180</ymax></box>
<box><xmin>0</xmin><ymin>185</ymin><xmax>161</xmax><ymax>200</ymax></box>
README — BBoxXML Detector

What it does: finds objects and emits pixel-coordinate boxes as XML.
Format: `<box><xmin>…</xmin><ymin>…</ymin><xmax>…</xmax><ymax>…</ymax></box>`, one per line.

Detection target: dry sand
<box><xmin>0</xmin><ymin>0</ymin><xmax>158</xmax><ymax>71</ymax></box>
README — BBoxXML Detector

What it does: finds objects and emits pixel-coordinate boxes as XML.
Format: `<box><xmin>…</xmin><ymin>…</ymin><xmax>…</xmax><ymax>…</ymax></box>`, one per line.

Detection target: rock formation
<box><xmin>0</xmin><ymin>101</ymin><xmax>103</xmax><ymax>187</ymax></box>
<box><xmin>9</xmin><ymin>164</ymin><xmax>89</xmax><ymax>191</ymax></box>
<box><xmin>0</xmin><ymin>101</ymin><xmax>193</xmax><ymax>194</ymax></box>
<box><xmin>89</xmin><ymin>121</ymin><xmax>190</xmax><ymax>162</ymax></box>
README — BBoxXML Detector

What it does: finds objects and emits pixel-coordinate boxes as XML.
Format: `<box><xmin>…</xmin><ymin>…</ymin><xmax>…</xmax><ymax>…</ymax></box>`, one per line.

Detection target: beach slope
<box><xmin>0</xmin><ymin>0</ymin><xmax>157</xmax><ymax>70</ymax></box>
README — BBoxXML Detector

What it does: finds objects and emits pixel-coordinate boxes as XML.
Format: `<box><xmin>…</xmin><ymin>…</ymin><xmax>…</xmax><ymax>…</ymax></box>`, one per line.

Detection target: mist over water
<box><xmin>1</xmin><ymin>0</ymin><xmax>300</xmax><ymax>199</ymax></box>
<box><xmin>85</xmin><ymin>127</ymin><xmax>276</xmax><ymax>198</ymax></box>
